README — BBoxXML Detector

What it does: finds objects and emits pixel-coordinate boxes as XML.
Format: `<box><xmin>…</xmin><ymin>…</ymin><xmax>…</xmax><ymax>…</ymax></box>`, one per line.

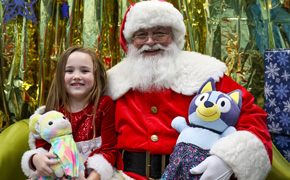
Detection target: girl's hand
<box><xmin>32</xmin><ymin>153</ymin><xmax>59</xmax><ymax>176</ymax></box>
<box><xmin>61</xmin><ymin>174</ymin><xmax>86</xmax><ymax>180</ymax></box>
<box><xmin>76</xmin><ymin>173</ymin><xmax>86</xmax><ymax>180</ymax></box>
<box><xmin>87</xmin><ymin>170</ymin><xmax>100</xmax><ymax>180</ymax></box>
<box><xmin>61</xmin><ymin>176</ymin><xmax>69</xmax><ymax>180</ymax></box>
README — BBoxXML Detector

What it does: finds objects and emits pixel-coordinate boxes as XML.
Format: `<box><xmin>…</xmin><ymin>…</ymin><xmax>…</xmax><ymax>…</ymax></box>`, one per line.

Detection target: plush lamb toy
<box><xmin>29</xmin><ymin>111</ymin><xmax>85</xmax><ymax>180</ymax></box>
<box><xmin>161</xmin><ymin>77</ymin><xmax>242</xmax><ymax>180</ymax></box>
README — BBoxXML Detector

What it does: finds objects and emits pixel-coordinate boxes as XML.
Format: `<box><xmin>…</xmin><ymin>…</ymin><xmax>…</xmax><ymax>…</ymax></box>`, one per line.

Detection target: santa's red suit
<box><xmin>107</xmin><ymin>1</ymin><xmax>272</xmax><ymax>179</ymax></box>
<box><xmin>106</xmin><ymin>50</ymin><xmax>272</xmax><ymax>180</ymax></box>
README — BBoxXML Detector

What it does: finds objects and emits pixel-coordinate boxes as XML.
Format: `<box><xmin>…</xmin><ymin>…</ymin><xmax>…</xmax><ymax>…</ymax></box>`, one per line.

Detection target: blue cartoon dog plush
<box><xmin>161</xmin><ymin>77</ymin><xmax>242</xmax><ymax>180</ymax></box>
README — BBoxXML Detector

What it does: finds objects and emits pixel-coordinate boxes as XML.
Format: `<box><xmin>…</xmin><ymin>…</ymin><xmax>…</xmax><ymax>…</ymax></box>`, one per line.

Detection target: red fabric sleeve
<box><xmin>216</xmin><ymin>75</ymin><xmax>272</xmax><ymax>163</ymax></box>
<box><xmin>88</xmin><ymin>96</ymin><xmax>122</xmax><ymax>168</ymax></box>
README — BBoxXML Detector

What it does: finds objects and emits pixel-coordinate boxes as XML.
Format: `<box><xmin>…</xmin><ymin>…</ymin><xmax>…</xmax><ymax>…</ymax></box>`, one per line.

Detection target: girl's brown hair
<box><xmin>45</xmin><ymin>45</ymin><xmax>107</xmax><ymax>137</ymax></box>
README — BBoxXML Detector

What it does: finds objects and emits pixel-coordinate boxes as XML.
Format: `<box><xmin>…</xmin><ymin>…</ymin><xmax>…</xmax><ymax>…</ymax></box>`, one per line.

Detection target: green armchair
<box><xmin>0</xmin><ymin>119</ymin><xmax>30</xmax><ymax>180</ymax></box>
<box><xmin>266</xmin><ymin>142</ymin><xmax>290</xmax><ymax>180</ymax></box>
<box><xmin>0</xmin><ymin>119</ymin><xmax>289</xmax><ymax>180</ymax></box>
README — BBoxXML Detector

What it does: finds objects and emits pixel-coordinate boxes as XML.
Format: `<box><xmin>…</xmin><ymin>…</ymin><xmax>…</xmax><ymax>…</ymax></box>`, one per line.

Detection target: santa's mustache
<box><xmin>137</xmin><ymin>44</ymin><xmax>167</xmax><ymax>54</ymax></box>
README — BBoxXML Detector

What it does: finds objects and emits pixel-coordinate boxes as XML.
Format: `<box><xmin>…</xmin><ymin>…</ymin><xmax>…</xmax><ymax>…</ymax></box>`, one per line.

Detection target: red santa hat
<box><xmin>119</xmin><ymin>0</ymin><xmax>186</xmax><ymax>53</ymax></box>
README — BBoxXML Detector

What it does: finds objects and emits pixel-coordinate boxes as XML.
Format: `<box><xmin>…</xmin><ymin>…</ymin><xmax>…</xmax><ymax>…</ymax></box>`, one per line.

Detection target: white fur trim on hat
<box><xmin>210</xmin><ymin>130</ymin><xmax>271</xmax><ymax>180</ymax></box>
<box><xmin>123</xmin><ymin>1</ymin><xmax>186</xmax><ymax>49</ymax></box>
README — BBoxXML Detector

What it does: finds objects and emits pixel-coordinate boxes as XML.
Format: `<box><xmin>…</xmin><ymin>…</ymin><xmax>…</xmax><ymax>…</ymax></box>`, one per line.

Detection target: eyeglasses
<box><xmin>132</xmin><ymin>32</ymin><xmax>172</xmax><ymax>45</ymax></box>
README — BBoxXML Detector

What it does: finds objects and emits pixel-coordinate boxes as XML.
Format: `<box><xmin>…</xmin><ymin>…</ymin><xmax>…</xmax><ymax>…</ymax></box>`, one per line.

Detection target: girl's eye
<box><xmin>65</xmin><ymin>69</ymin><xmax>73</xmax><ymax>73</ymax></box>
<box><xmin>81</xmin><ymin>69</ymin><xmax>90</xmax><ymax>73</ymax></box>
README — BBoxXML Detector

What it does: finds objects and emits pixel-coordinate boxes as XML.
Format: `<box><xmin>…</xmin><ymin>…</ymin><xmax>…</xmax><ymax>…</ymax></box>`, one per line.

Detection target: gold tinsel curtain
<box><xmin>1</xmin><ymin>0</ymin><xmax>290</xmax><ymax>130</ymax></box>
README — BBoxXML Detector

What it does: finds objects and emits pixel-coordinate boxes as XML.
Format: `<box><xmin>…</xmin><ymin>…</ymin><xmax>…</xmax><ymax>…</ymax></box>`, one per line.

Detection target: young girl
<box><xmin>21</xmin><ymin>45</ymin><xmax>130</xmax><ymax>180</ymax></box>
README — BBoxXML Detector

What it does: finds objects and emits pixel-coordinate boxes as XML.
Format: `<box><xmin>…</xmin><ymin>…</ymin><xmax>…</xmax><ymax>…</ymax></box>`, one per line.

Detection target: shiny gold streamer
<box><xmin>83</xmin><ymin>0</ymin><xmax>99</xmax><ymax>48</ymax></box>
<box><xmin>1</xmin><ymin>0</ymin><xmax>290</xmax><ymax>130</ymax></box>
<box><xmin>0</xmin><ymin>2</ymin><xmax>9</xmax><ymax>130</ymax></box>
<box><xmin>180</xmin><ymin>0</ymin><xmax>207</xmax><ymax>53</ymax></box>
<box><xmin>39</xmin><ymin>0</ymin><xmax>56</xmax><ymax>106</ymax></box>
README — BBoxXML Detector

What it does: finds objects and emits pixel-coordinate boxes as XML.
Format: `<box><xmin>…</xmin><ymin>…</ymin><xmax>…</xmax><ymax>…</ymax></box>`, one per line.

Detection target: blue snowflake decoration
<box><xmin>60</xmin><ymin>0</ymin><xmax>69</xmax><ymax>18</ymax></box>
<box><xmin>2</xmin><ymin>0</ymin><xmax>38</xmax><ymax>24</ymax></box>
<box><xmin>264</xmin><ymin>48</ymin><xmax>290</xmax><ymax>163</ymax></box>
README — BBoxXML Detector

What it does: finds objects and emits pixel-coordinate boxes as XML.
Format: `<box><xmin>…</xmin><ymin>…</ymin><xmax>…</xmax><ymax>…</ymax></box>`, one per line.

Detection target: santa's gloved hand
<box><xmin>190</xmin><ymin>155</ymin><xmax>233</xmax><ymax>180</ymax></box>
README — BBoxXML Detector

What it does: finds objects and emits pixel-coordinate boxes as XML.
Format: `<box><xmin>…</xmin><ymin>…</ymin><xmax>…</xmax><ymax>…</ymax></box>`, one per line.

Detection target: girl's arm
<box><xmin>86</xmin><ymin>170</ymin><xmax>101</xmax><ymax>180</ymax></box>
<box><xmin>86</xmin><ymin>96</ymin><xmax>118</xmax><ymax>180</ymax></box>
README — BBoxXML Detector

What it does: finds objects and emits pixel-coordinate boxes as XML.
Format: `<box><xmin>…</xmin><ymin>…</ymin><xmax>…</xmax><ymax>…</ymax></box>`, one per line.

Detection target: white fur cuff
<box><xmin>21</xmin><ymin>148</ymin><xmax>48</xmax><ymax>179</ymax></box>
<box><xmin>210</xmin><ymin>131</ymin><xmax>271</xmax><ymax>180</ymax></box>
<box><xmin>87</xmin><ymin>154</ymin><xmax>114</xmax><ymax>180</ymax></box>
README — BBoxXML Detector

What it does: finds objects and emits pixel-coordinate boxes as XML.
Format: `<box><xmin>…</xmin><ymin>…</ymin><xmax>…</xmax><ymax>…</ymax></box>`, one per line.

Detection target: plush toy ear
<box><xmin>29</xmin><ymin>114</ymin><xmax>41</xmax><ymax>134</ymax></box>
<box><xmin>197</xmin><ymin>77</ymin><xmax>216</xmax><ymax>94</ymax></box>
<box><xmin>228</xmin><ymin>89</ymin><xmax>242</xmax><ymax>109</ymax></box>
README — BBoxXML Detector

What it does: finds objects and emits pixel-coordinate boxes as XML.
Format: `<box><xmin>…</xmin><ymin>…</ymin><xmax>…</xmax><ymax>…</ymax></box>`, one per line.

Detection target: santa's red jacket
<box><xmin>106</xmin><ymin>50</ymin><xmax>272</xmax><ymax>180</ymax></box>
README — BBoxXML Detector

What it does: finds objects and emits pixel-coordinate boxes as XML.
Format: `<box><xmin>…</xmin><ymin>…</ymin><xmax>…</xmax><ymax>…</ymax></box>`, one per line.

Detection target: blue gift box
<box><xmin>264</xmin><ymin>48</ymin><xmax>290</xmax><ymax>163</ymax></box>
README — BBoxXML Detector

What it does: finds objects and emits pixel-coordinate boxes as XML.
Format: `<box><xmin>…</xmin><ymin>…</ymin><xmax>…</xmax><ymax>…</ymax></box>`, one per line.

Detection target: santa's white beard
<box><xmin>125</xmin><ymin>42</ymin><xmax>181</xmax><ymax>92</ymax></box>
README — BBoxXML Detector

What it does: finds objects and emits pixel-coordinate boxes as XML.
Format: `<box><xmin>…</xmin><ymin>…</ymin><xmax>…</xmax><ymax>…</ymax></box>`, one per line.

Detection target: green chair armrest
<box><xmin>266</xmin><ymin>142</ymin><xmax>290</xmax><ymax>180</ymax></box>
<box><xmin>0</xmin><ymin>119</ymin><xmax>30</xmax><ymax>180</ymax></box>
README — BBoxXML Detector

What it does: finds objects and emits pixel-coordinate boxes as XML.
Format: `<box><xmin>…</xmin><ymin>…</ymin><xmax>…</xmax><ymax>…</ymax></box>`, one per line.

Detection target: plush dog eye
<box><xmin>216</xmin><ymin>97</ymin><xmax>231</xmax><ymax>113</ymax></box>
<box><xmin>195</xmin><ymin>93</ymin><xmax>209</xmax><ymax>106</ymax></box>
<box><xmin>48</xmin><ymin>121</ymin><xmax>53</xmax><ymax>125</ymax></box>
<box><xmin>62</xmin><ymin>116</ymin><xmax>66</xmax><ymax>120</ymax></box>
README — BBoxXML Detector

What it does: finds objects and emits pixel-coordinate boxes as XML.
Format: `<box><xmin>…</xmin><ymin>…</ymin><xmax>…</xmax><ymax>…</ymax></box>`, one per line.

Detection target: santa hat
<box><xmin>119</xmin><ymin>0</ymin><xmax>186</xmax><ymax>53</ymax></box>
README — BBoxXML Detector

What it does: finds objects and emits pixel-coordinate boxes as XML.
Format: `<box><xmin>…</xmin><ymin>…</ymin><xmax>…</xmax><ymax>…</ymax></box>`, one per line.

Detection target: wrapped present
<box><xmin>264</xmin><ymin>48</ymin><xmax>290</xmax><ymax>163</ymax></box>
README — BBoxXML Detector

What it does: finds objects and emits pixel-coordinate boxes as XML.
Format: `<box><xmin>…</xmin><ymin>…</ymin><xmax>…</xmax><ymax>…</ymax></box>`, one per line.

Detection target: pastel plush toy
<box><xmin>29</xmin><ymin>111</ymin><xmax>84</xmax><ymax>180</ymax></box>
<box><xmin>161</xmin><ymin>77</ymin><xmax>242</xmax><ymax>180</ymax></box>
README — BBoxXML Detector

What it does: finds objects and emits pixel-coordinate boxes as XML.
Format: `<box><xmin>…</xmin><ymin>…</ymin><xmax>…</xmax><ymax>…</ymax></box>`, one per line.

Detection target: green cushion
<box><xmin>0</xmin><ymin>119</ymin><xmax>30</xmax><ymax>180</ymax></box>
<box><xmin>265</xmin><ymin>142</ymin><xmax>290</xmax><ymax>180</ymax></box>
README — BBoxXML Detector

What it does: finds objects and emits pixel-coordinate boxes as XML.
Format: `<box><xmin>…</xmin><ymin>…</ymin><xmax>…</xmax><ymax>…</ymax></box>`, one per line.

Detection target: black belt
<box><xmin>122</xmin><ymin>150</ymin><xmax>170</xmax><ymax>179</ymax></box>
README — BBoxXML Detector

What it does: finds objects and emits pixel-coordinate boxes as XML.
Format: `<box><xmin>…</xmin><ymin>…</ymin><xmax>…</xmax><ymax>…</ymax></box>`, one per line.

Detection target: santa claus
<box><xmin>106</xmin><ymin>0</ymin><xmax>272</xmax><ymax>180</ymax></box>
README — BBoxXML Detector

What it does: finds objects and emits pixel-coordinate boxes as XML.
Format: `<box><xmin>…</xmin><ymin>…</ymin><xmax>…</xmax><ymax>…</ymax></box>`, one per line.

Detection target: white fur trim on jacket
<box><xmin>123</xmin><ymin>1</ymin><xmax>186</xmax><ymax>49</ymax></box>
<box><xmin>106</xmin><ymin>50</ymin><xmax>227</xmax><ymax>100</ymax></box>
<box><xmin>86</xmin><ymin>154</ymin><xmax>134</xmax><ymax>180</ymax></box>
<box><xmin>21</xmin><ymin>147</ymin><xmax>48</xmax><ymax>179</ymax></box>
<box><xmin>87</xmin><ymin>154</ymin><xmax>113</xmax><ymax>180</ymax></box>
<box><xmin>210</xmin><ymin>131</ymin><xmax>271</xmax><ymax>180</ymax></box>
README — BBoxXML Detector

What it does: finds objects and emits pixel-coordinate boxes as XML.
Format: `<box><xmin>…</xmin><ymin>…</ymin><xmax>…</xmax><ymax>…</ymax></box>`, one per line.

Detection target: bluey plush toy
<box><xmin>29</xmin><ymin>111</ymin><xmax>85</xmax><ymax>180</ymax></box>
<box><xmin>161</xmin><ymin>77</ymin><xmax>242</xmax><ymax>180</ymax></box>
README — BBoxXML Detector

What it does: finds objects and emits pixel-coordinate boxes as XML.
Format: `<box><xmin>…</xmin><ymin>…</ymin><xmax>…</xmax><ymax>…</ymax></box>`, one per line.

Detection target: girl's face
<box><xmin>64</xmin><ymin>51</ymin><xmax>95</xmax><ymax>102</ymax></box>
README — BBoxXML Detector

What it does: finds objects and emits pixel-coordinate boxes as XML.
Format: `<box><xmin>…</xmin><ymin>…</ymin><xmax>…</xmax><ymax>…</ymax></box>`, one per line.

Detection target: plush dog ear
<box><xmin>198</xmin><ymin>77</ymin><xmax>216</xmax><ymax>94</ymax></box>
<box><xmin>228</xmin><ymin>89</ymin><xmax>242</xmax><ymax>109</ymax></box>
<box><xmin>29</xmin><ymin>114</ymin><xmax>41</xmax><ymax>135</ymax></box>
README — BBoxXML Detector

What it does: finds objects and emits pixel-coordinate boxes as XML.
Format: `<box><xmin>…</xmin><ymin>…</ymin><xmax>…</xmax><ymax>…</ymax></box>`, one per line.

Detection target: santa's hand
<box><xmin>190</xmin><ymin>155</ymin><xmax>233</xmax><ymax>180</ymax></box>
